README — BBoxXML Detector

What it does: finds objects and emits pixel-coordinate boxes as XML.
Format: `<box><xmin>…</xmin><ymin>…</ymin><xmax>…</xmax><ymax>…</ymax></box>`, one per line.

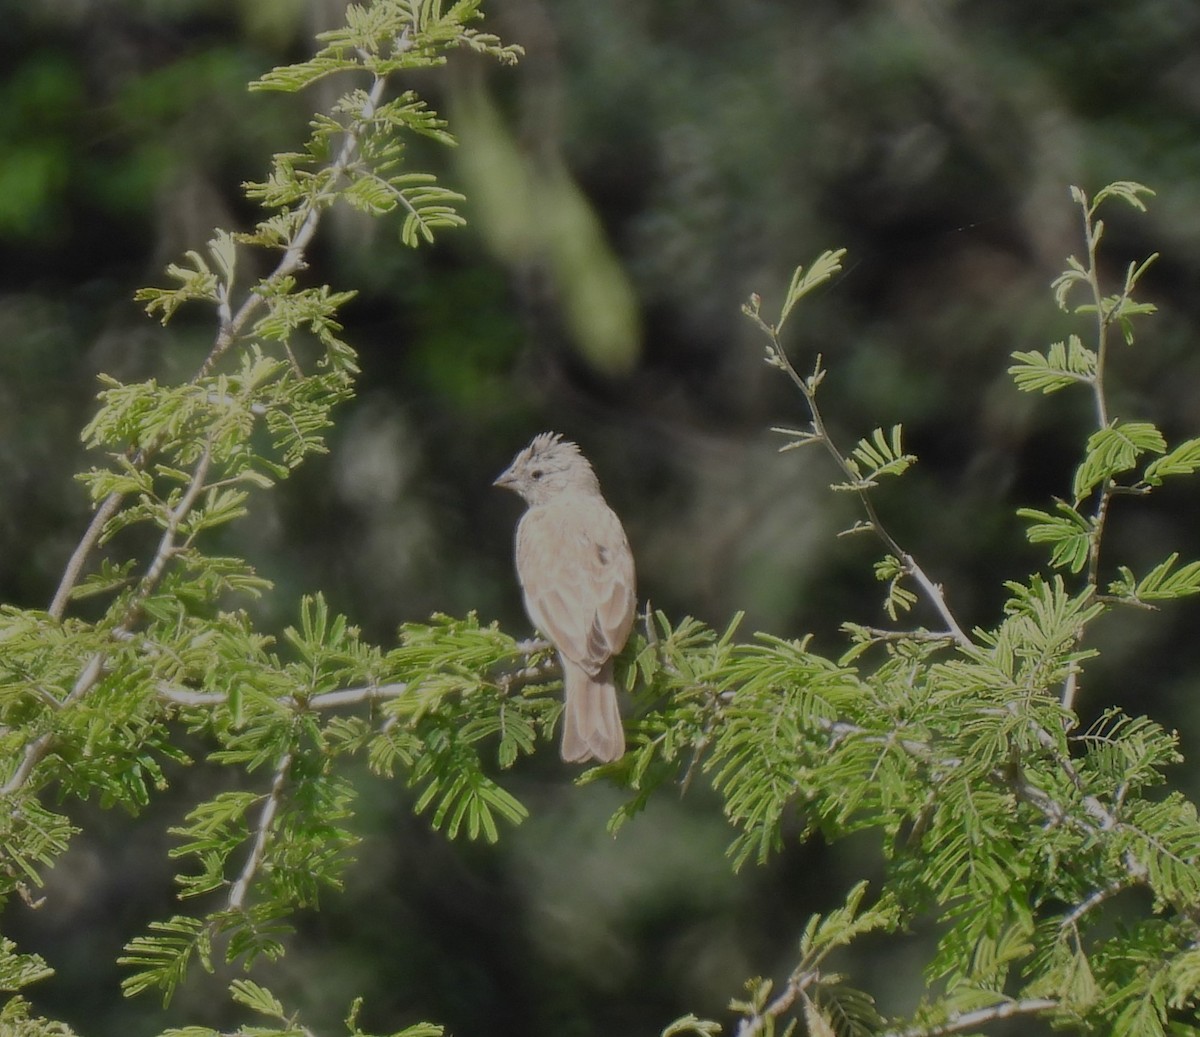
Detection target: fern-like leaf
<box><xmin>1009</xmin><ymin>335</ymin><xmax>1097</xmax><ymax>394</ymax></box>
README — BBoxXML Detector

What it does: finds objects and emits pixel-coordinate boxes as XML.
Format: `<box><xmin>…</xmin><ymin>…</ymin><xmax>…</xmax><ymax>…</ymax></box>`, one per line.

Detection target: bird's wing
<box><xmin>515</xmin><ymin>496</ymin><xmax>636</xmax><ymax>675</ymax></box>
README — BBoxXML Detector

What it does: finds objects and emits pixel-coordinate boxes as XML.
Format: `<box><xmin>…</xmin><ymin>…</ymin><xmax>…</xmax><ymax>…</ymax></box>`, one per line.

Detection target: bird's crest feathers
<box><xmin>495</xmin><ymin>431</ymin><xmax>599</xmax><ymax>502</ymax></box>
<box><xmin>523</xmin><ymin>431</ymin><xmax>586</xmax><ymax>468</ymax></box>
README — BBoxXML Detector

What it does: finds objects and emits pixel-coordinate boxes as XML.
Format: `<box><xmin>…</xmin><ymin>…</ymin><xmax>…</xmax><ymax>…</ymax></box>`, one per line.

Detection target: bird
<box><xmin>494</xmin><ymin>432</ymin><xmax>636</xmax><ymax>763</ymax></box>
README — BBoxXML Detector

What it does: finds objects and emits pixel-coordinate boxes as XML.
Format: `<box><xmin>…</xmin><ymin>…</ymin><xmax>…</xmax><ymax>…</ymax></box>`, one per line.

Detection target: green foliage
<box><xmin>150</xmin><ymin>979</ymin><xmax>445</xmax><ymax>1037</ymax></box>
<box><xmin>1142</xmin><ymin>437</ymin><xmax>1200</xmax><ymax>485</ymax></box>
<box><xmin>0</xmin><ymin>995</ymin><xmax>79</xmax><ymax>1037</ymax></box>
<box><xmin>1017</xmin><ymin>503</ymin><xmax>1093</xmax><ymax>573</ymax></box>
<box><xmin>240</xmin><ymin>1</ymin><xmax>520</xmax><ymax>253</ymax></box>
<box><xmin>108</xmin><ymin>598</ymin><xmax>541</xmax><ymax>1004</ymax></box>
<box><xmin>250</xmin><ymin>0</ymin><xmax>520</xmax><ymax>93</ymax></box>
<box><xmin>836</xmin><ymin>425</ymin><xmax>916</xmax><ymax>491</ymax></box>
<box><xmin>774</xmin><ymin>248</ymin><xmax>848</xmax><ymax>334</ymax></box>
<box><xmin>1072</xmin><ymin>420</ymin><xmax>1165</xmax><ymax>503</ymax></box>
<box><xmin>1009</xmin><ymin>334</ymin><xmax>1097</xmax><ymax>395</ymax></box>
<box><xmin>0</xmin><ymin>1</ymin><xmax>531</xmax><ymax>1032</ymax></box>
<box><xmin>873</xmin><ymin>554</ymin><xmax>919</xmax><ymax>618</ymax></box>
<box><xmin>612</xmin><ymin>180</ymin><xmax>1200</xmax><ymax>1037</ymax></box>
<box><xmin>660</xmin><ymin>1014</ymin><xmax>722</xmax><ymax>1037</ymax></box>
<box><xmin>0</xmin><ymin>937</ymin><xmax>54</xmax><ymax>992</ymax></box>
<box><xmin>4</xmin><ymin>7</ymin><xmax>1200</xmax><ymax>1034</ymax></box>
<box><xmin>686</xmin><ymin>883</ymin><xmax>895</xmax><ymax>1037</ymax></box>
<box><xmin>1109</xmin><ymin>554</ymin><xmax>1200</xmax><ymax>604</ymax></box>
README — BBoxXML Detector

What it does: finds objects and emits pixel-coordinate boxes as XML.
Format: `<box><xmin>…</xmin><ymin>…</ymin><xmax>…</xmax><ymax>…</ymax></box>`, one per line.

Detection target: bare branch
<box><xmin>1017</xmin><ymin>708</ymin><xmax>1119</xmax><ymax>830</ymax></box>
<box><xmin>1080</xmin><ymin>195</ymin><xmax>1110</xmax><ymax>431</ymax></box>
<box><xmin>308</xmin><ymin>682</ymin><xmax>409</xmax><ymax>708</ymax></box>
<box><xmin>0</xmin><ymin>732</ymin><xmax>55</xmax><ymax>797</ymax></box>
<box><xmin>847</xmin><ymin>625</ymin><xmax>959</xmax><ymax>645</ymax></box>
<box><xmin>155</xmin><ymin>681</ymin><xmax>419</xmax><ymax>710</ymax></box>
<box><xmin>1060</xmin><ymin>662</ymin><xmax>1080</xmax><ymax>713</ymax></box>
<box><xmin>154</xmin><ymin>647</ymin><xmax>558</xmax><ymax>712</ymax></box>
<box><xmin>156</xmin><ymin>685</ymin><xmax>227</xmax><ymax>707</ymax></box>
<box><xmin>49</xmin><ymin>491</ymin><xmax>125</xmax><ymax>620</ymax></box>
<box><xmin>883</xmin><ymin>998</ymin><xmax>1058</xmax><ymax>1037</ymax></box>
<box><xmin>1060</xmin><ymin>879</ymin><xmax>1130</xmax><ymax>931</ymax></box>
<box><xmin>123</xmin><ymin>442</ymin><xmax>214</xmax><ymax>628</ymax></box>
<box><xmin>67</xmin><ymin>652</ymin><xmax>105</xmax><ymax>704</ymax></box>
<box><xmin>229</xmin><ymin>751</ymin><xmax>293</xmax><ymax>911</ymax></box>
<box><xmin>761</xmin><ymin>323</ymin><xmax>970</xmax><ymax>648</ymax></box>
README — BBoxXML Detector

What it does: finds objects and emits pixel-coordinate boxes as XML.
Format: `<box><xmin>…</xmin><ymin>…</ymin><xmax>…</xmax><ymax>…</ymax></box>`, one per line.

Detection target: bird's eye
<box><xmin>530</xmin><ymin>468</ymin><xmax>544</xmax><ymax>480</ymax></box>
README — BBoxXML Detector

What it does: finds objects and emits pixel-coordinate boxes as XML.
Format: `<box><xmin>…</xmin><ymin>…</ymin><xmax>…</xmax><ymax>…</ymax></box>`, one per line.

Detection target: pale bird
<box><xmin>494</xmin><ymin>432</ymin><xmax>636</xmax><ymax>763</ymax></box>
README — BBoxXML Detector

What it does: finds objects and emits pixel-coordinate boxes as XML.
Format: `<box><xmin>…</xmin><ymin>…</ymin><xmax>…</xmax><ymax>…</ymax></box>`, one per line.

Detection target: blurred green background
<box><xmin>4</xmin><ymin>1</ymin><xmax>1200</xmax><ymax>1035</ymax></box>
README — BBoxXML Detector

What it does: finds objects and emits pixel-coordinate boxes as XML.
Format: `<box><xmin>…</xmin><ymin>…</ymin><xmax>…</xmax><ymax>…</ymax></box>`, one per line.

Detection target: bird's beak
<box><xmin>493</xmin><ymin>464</ymin><xmax>517</xmax><ymax>490</ymax></box>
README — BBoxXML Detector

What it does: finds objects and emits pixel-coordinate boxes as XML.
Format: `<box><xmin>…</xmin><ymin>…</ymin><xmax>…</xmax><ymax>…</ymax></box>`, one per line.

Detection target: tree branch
<box><xmin>1060</xmin><ymin>879</ymin><xmax>1130</xmax><ymax>931</ymax></box>
<box><xmin>156</xmin><ymin>681</ymin><xmax>411</xmax><ymax>709</ymax></box>
<box><xmin>154</xmin><ymin>645</ymin><xmax>558</xmax><ymax>711</ymax></box>
<box><xmin>122</xmin><ymin>442</ymin><xmax>214</xmax><ymax>628</ymax></box>
<box><xmin>761</xmin><ymin>323</ymin><xmax>970</xmax><ymax>648</ymax></box>
<box><xmin>229</xmin><ymin>751</ymin><xmax>293</xmax><ymax>911</ymax></box>
<box><xmin>734</xmin><ymin>970</ymin><xmax>815</xmax><ymax>1037</ymax></box>
<box><xmin>6</xmin><ymin>445</ymin><xmax>215</xmax><ymax>795</ymax></box>
<box><xmin>48</xmin><ymin>491</ymin><xmax>125</xmax><ymax>620</ymax></box>
<box><xmin>883</xmin><ymin>998</ymin><xmax>1059</xmax><ymax>1037</ymax></box>
<box><xmin>46</xmin><ymin>72</ymin><xmax>389</xmax><ymax>619</ymax></box>
<box><xmin>25</xmin><ymin>74</ymin><xmax>395</xmax><ymax>796</ymax></box>
<box><xmin>0</xmin><ymin>732</ymin><xmax>56</xmax><ymax>797</ymax></box>
<box><xmin>1080</xmin><ymin>198</ymin><xmax>1110</xmax><ymax>431</ymax></box>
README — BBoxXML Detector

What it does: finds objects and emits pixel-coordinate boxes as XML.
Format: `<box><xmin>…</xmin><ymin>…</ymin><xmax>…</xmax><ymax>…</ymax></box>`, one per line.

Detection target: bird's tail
<box><xmin>561</xmin><ymin>658</ymin><xmax>625</xmax><ymax>763</ymax></box>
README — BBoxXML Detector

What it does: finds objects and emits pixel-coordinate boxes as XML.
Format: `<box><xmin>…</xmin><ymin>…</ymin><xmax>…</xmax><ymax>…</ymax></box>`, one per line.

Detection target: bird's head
<box><xmin>493</xmin><ymin>432</ymin><xmax>601</xmax><ymax>506</ymax></box>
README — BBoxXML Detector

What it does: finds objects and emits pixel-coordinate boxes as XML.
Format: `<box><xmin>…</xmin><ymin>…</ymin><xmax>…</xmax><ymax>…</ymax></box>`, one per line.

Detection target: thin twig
<box><xmin>156</xmin><ymin>686</ymin><xmax>228</xmax><ymax>707</ymax></box>
<box><xmin>156</xmin><ymin>681</ymin><xmax>411</xmax><ymax>710</ymax></box>
<box><xmin>301</xmin><ymin>681</ymin><xmax>408</xmax><ymax>709</ymax></box>
<box><xmin>735</xmin><ymin>970</ymin><xmax>815</xmax><ymax>1037</ymax></box>
<box><xmin>1002</xmin><ymin>767</ymin><xmax>1069</xmax><ymax>827</ymax></box>
<box><xmin>125</xmin><ymin>442</ymin><xmax>214</xmax><ymax>625</ymax></box>
<box><xmin>228</xmin><ymin>751</ymin><xmax>293</xmax><ymax>911</ymax></box>
<box><xmin>67</xmin><ymin>445</ymin><xmax>214</xmax><ymax>706</ymax></box>
<box><xmin>1063</xmin><ymin>188</ymin><xmax>1120</xmax><ymax>709</ymax></box>
<box><xmin>819</xmin><ymin>717</ymin><xmax>949</xmax><ymax>763</ymax></box>
<box><xmin>155</xmin><ymin>646</ymin><xmax>556</xmax><ymax>711</ymax></box>
<box><xmin>882</xmin><ymin>998</ymin><xmax>1059</xmax><ymax>1037</ymax></box>
<box><xmin>849</xmin><ymin>625</ymin><xmax>959</xmax><ymax>645</ymax></box>
<box><xmin>48</xmin><ymin>492</ymin><xmax>125</xmax><ymax>620</ymax></box>
<box><xmin>160</xmin><ymin>647</ymin><xmax>558</xmax><ymax>764</ymax></box>
<box><xmin>0</xmin><ymin>733</ymin><xmax>56</xmax><ymax>796</ymax></box>
<box><xmin>734</xmin><ymin>971</ymin><xmax>1057</xmax><ymax>1037</ymax></box>
<box><xmin>1081</xmin><ymin>197</ymin><xmax>1110</xmax><ymax>430</ymax></box>
<box><xmin>764</xmin><ymin>325</ymin><xmax>970</xmax><ymax>647</ymax></box>
<box><xmin>1060</xmin><ymin>662</ymin><xmax>1080</xmax><ymax>713</ymax></box>
<box><xmin>197</xmin><ymin>73</ymin><xmax>386</xmax><ymax>381</ymax></box>
<box><xmin>6</xmin><ymin>446</ymin><xmax>215</xmax><ymax>795</ymax></box>
<box><xmin>66</xmin><ymin>652</ymin><xmax>105</xmax><ymax>704</ymax></box>
<box><xmin>1059</xmin><ymin>879</ymin><xmax>1129</xmax><ymax>931</ymax></box>
<box><xmin>1018</xmin><ymin>708</ymin><xmax>1118</xmax><ymax>829</ymax></box>
<box><xmin>1084</xmin><ymin>487</ymin><xmax>1113</xmax><ymax>602</ymax></box>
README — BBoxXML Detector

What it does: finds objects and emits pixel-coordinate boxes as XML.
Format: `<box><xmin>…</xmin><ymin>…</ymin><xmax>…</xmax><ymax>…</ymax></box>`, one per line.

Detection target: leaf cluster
<box><xmin>629</xmin><ymin>183</ymin><xmax>1200</xmax><ymax>1037</ymax></box>
<box><xmin>0</xmin><ymin>2</ymin><xmax>529</xmax><ymax>1034</ymax></box>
